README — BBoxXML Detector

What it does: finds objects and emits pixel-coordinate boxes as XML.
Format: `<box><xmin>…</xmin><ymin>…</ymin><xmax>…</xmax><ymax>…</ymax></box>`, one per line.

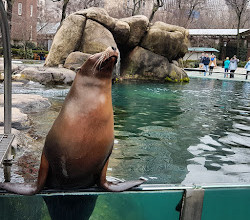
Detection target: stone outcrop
<box><xmin>0</xmin><ymin>94</ymin><xmax>51</xmax><ymax>129</ymax></box>
<box><xmin>0</xmin><ymin>94</ymin><xmax>51</xmax><ymax>113</ymax></box>
<box><xmin>166</xmin><ymin>64</ymin><xmax>189</xmax><ymax>82</ymax></box>
<box><xmin>120</xmin><ymin>15</ymin><xmax>149</xmax><ymax>48</ymax></box>
<box><xmin>45</xmin><ymin>7</ymin><xmax>189</xmax><ymax>83</ymax></box>
<box><xmin>45</xmin><ymin>14</ymin><xmax>86</xmax><ymax>66</ymax></box>
<box><xmin>0</xmin><ymin>107</ymin><xmax>29</xmax><ymax>130</ymax></box>
<box><xmin>20</xmin><ymin>66</ymin><xmax>76</xmax><ymax>85</ymax></box>
<box><xmin>64</xmin><ymin>51</ymin><xmax>91</xmax><ymax>71</ymax></box>
<box><xmin>81</xmin><ymin>20</ymin><xmax>117</xmax><ymax>54</ymax></box>
<box><xmin>123</xmin><ymin>46</ymin><xmax>170</xmax><ymax>79</ymax></box>
<box><xmin>140</xmin><ymin>22</ymin><xmax>188</xmax><ymax>61</ymax></box>
<box><xmin>112</xmin><ymin>20</ymin><xmax>130</xmax><ymax>45</ymax></box>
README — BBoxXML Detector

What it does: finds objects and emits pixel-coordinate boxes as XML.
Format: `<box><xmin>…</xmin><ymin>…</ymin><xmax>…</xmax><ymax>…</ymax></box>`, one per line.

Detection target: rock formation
<box><xmin>45</xmin><ymin>7</ymin><xmax>189</xmax><ymax>83</ymax></box>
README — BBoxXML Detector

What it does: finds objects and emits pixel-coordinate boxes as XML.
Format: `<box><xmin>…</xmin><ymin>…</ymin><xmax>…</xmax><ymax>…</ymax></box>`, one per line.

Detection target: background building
<box><xmin>10</xmin><ymin>0</ymin><xmax>38</xmax><ymax>44</ymax></box>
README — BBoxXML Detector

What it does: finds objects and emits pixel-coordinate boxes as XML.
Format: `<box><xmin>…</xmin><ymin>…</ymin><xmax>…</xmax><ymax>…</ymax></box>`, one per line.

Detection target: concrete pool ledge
<box><xmin>1</xmin><ymin>183</ymin><xmax>250</xmax><ymax>195</ymax></box>
<box><xmin>185</xmin><ymin>67</ymin><xmax>250</xmax><ymax>83</ymax></box>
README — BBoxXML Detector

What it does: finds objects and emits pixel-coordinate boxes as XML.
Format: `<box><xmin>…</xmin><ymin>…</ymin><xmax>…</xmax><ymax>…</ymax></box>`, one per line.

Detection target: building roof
<box><xmin>189</xmin><ymin>29</ymin><xmax>249</xmax><ymax>36</ymax></box>
<box><xmin>188</xmin><ymin>47</ymin><xmax>220</xmax><ymax>52</ymax></box>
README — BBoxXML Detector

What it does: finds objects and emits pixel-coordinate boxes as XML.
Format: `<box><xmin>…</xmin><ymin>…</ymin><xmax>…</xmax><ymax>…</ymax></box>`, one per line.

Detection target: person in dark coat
<box><xmin>202</xmin><ymin>53</ymin><xmax>210</xmax><ymax>76</ymax></box>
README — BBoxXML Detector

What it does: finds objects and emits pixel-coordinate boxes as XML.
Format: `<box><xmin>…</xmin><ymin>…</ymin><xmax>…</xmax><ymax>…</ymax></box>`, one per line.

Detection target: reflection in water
<box><xmin>43</xmin><ymin>195</ymin><xmax>98</xmax><ymax>220</ymax></box>
<box><xmin>0</xmin><ymin>78</ymin><xmax>249</xmax><ymax>185</ymax></box>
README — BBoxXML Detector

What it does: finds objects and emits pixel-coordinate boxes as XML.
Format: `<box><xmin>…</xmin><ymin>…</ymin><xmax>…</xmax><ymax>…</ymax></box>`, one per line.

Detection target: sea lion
<box><xmin>0</xmin><ymin>47</ymin><xmax>146</xmax><ymax>195</ymax></box>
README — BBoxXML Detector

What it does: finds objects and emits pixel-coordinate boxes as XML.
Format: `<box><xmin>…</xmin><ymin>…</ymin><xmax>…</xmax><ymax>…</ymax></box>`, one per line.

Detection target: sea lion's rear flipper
<box><xmin>99</xmin><ymin>159</ymin><xmax>146</xmax><ymax>192</ymax></box>
<box><xmin>0</xmin><ymin>151</ymin><xmax>49</xmax><ymax>195</ymax></box>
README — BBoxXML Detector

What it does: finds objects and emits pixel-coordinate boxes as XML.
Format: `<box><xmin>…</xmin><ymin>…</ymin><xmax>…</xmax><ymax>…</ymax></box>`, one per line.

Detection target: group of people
<box><xmin>199</xmin><ymin>53</ymin><xmax>217</xmax><ymax>76</ymax></box>
<box><xmin>224</xmin><ymin>56</ymin><xmax>250</xmax><ymax>80</ymax></box>
<box><xmin>223</xmin><ymin>55</ymin><xmax>239</xmax><ymax>78</ymax></box>
<box><xmin>199</xmin><ymin>53</ymin><xmax>250</xmax><ymax>80</ymax></box>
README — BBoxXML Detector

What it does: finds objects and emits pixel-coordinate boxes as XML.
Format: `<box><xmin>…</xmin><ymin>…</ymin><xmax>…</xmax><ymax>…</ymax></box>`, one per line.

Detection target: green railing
<box><xmin>1</xmin><ymin>184</ymin><xmax>250</xmax><ymax>220</ymax></box>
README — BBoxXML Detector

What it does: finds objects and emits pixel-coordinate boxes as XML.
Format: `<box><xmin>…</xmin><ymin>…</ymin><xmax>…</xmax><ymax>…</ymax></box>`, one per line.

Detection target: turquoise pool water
<box><xmin>110</xmin><ymin>79</ymin><xmax>250</xmax><ymax>184</ymax></box>
<box><xmin>1</xmin><ymin>78</ymin><xmax>250</xmax><ymax>185</ymax></box>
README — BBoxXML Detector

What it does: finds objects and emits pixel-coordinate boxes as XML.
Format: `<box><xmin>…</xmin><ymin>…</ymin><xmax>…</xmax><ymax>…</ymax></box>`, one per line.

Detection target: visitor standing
<box><xmin>244</xmin><ymin>57</ymin><xmax>250</xmax><ymax>80</ymax></box>
<box><xmin>202</xmin><ymin>53</ymin><xmax>210</xmax><ymax>76</ymax></box>
<box><xmin>224</xmin><ymin>57</ymin><xmax>230</xmax><ymax>78</ymax></box>
<box><xmin>209</xmin><ymin>54</ymin><xmax>217</xmax><ymax>75</ymax></box>
<box><xmin>199</xmin><ymin>53</ymin><xmax>205</xmax><ymax>73</ymax></box>
<box><xmin>229</xmin><ymin>55</ymin><xmax>239</xmax><ymax>78</ymax></box>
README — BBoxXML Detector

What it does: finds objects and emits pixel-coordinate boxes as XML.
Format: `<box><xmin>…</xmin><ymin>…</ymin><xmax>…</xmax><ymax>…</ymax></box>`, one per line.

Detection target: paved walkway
<box><xmin>185</xmin><ymin>67</ymin><xmax>250</xmax><ymax>83</ymax></box>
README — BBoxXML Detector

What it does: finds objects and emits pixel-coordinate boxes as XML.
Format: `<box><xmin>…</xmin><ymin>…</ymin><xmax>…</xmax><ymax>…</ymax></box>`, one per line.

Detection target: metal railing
<box><xmin>0</xmin><ymin>0</ymin><xmax>14</xmax><ymax>181</ymax></box>
<box><xmin>0</xmin><ymin>0</ymin><xmax>12</xmax><ymax>134</ymax></box>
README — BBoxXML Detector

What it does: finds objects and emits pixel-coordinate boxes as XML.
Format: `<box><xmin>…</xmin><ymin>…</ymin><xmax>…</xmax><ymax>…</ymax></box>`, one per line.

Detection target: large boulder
<box><xmin>20</xmin><ymin>67</ymin><xmax>76</xmax><ymax>85</ymax></box>
<box><xmin>0</xmin><ymin>94</ymin><xmax>51</xmax><ymax>114</ymax></box>
<box><xmin>121</xmin><ymin>15</ymin><xmax>149</xmax><ymax>48</ymax></box>
<box><xmin>0</xmin><ymin>107</ymin><xmax>29</xmax><ymax>130</ymax></box>
<box><xmin>45</xmin><ymin>14</ymin><xmax>86</xmax><ymax>67</ymax></box>
<box><xmin>81</xmin><ymin>20</ymin><xmax>117</xmax><ymax>54</ymax></box>
<box><xmin>122</xmin><ymin>46</ymin><xmax>170</xmax><ymax>80</ymax></box>
<box><xmin>74</xmin><ymin>7</ymin><xmax>116</xmax><ymax>30</ymax></box>
<box><xmin>140</xmin><ymin>22</ymin><xmax>189</xmax><ymax>61</ymax></box>
<box><xmin>166</xmin><ymin>64</ymin><xmax>189</xmax><ymax>82</ymax></box>
<box><xmin>112</xmin><ymin>20</ymin><xmax>130</xmax><ymax>45</ymax></box>
<box><xmin>122</xmin><ymin>46</ymin><xmax>189</xmax><ymax>82</ymax></box>
<box><xmin>0</xmin><ymin>63</ymin><xmax>19</xmax><ymax>74</ymax></box>
<box><xmin>64</xmin><ymin>51</ymin><xmax>91</xmax><ymax>71</ymax></box>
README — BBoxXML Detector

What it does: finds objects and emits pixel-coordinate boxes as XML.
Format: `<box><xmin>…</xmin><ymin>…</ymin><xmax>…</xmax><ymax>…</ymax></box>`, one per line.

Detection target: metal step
<box><xmin>0</xmin><ymin>134</ymin><xmax>15</xmax><ymax>165</ymax></box>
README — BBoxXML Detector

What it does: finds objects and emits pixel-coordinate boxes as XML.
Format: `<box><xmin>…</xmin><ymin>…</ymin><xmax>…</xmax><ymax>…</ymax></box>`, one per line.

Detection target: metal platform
<box><xmin>0</xmin><ymin>134</ymin><xmax>14</xmax><ymax>165</ymax></box>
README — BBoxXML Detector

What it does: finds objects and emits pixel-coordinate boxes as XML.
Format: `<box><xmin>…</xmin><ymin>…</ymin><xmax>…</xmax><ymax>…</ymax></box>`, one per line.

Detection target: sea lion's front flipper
<box><xmin>0</xmin><ymin>151</ymin><xmax>49</xmax><ymax>195</ymax></box>
<box><xmin>99</xmin><ymin>159</ymin><xmax>146</xmax><ymax>192</ymax></box>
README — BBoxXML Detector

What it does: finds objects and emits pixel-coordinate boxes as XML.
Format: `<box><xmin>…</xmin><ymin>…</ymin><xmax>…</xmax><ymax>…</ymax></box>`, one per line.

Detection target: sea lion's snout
<box><xmin>80</xmin><ymin>47</ymin><xmax>119</xmax><ymax>78</ymax></box>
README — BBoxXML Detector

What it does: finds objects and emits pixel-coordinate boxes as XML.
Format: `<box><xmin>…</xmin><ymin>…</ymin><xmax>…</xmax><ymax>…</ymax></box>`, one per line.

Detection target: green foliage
<box><xmin>238</xmin><ymin>45</ymin><xmax>247</xmax><ymax>61</ymax></box>
<box><xmin>0</xmin><ymin>47</ymin><xmax>48</xmax><ymax>59</ymax></box>
<box><xmin>238</xmin><ymin>60</ymin><xmax>247</xmax><ymax>67</ymax></box>
<box><xmin>25</xmin><ymin>41</ymin><xmax>37</xmax><ymax>50</ymax></box>
<box><xmin>32</xmin><ymin>50</ymin><xmax>49</xmax><ymax>54</ymax></box>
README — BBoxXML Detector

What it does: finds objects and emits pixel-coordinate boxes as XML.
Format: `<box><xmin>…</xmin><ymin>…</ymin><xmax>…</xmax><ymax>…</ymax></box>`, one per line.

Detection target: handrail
<box><xmin>0</xmin><ymin>0</ymin><xmax>12</xmax><ymax>134</ymax></box>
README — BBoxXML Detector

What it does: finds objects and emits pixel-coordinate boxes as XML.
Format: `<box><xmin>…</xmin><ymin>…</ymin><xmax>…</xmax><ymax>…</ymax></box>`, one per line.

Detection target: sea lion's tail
<box><xmin>0</xmin><ymin>151</ymin><xmax>49</xmax><ymax>195</ymax></box>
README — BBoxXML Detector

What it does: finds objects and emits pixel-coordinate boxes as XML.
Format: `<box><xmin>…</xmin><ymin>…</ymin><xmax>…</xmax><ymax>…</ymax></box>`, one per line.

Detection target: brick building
<box><xmin>3</xmin><ymin>0</ymin><xmax>38</xmax><ymax>44</ymax></box>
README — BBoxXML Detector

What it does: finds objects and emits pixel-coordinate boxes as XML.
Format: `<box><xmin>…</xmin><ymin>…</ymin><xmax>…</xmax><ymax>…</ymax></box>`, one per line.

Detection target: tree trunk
<box><xmin>6</xmin><ymin>0</ymin><xmax>14</xmax><ymax>31</ymax></box>
<box><xmin>236</xmin><ymin>14</ymin><xmax>241</xmax><ymax>57</ymax></box>
<box><xmin>149</xmin><ymin>0</ymin><xmax>163</xmax><ymax>22</ymax></box>
<box><xmin>60</xmin><ymin>0</ymin><xmax>70</xmax><ymax>23</ymax></box>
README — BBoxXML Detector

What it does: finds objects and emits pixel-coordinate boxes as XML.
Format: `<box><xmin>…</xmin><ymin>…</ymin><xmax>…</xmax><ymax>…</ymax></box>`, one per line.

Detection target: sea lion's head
<box><xmin>79</xmin><ymin>46</ymin><xmax>119</xmax><ymax>79</ymax></box>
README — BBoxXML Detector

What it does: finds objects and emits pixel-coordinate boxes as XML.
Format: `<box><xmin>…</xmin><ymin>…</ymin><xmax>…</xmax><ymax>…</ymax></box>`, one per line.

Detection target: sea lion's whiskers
<box><xmin>92</xmin><ymin>55</ymin><xmax>105</xmax><ymax>73</ymax></box>
<box><xmin>92</xmin><ymin>55</ymin><xmax>104</xmax><ymax>70</ymax></box>
<box><xmin>91</xmin><ymin>50</ymin><xmax>112</xmax><ymax>73</ymax></box>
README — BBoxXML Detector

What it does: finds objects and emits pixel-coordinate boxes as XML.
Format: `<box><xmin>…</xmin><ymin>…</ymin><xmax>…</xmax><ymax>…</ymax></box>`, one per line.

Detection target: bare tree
<box><xmin>51</xmin><ymin>0</ymin><xmax>104</xmax><ymax>23</ymax></box>
<box><xmin>52</xmin><ymin>0</ymin><xmax>69</xmax><ymax>23</ymax></box>
<box><xmin>149</xmin><ymin>0</ymin><xmax>164</xmax><ymax>22</ymax></box>
<box><xmin>154</xmin><ymin>0</ymin><xmax>205</xmax><ymax>28</ymax></box>
<box><xmin>225</xmin><ymin>0</ymin><xmax>250</xmax><ymax>56</ymax></box>
<box><xmin>126</xmin><ymin>0</ymin><xmax>144</xmax><ymax>16</ymax></box>
<box><xmin>37</xmin><ymin>1</ymin><xmax>60</xmax><ymax>32</ymax></box>
<box><xmin>175</xmin><ymin>0</ymin><xmax>205</xmax><ymax>28</ymax></box>
<box><xmin>66</xmin><ymin>0</ymin><xmax>104</xmax><ymax>14</ymax></box>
